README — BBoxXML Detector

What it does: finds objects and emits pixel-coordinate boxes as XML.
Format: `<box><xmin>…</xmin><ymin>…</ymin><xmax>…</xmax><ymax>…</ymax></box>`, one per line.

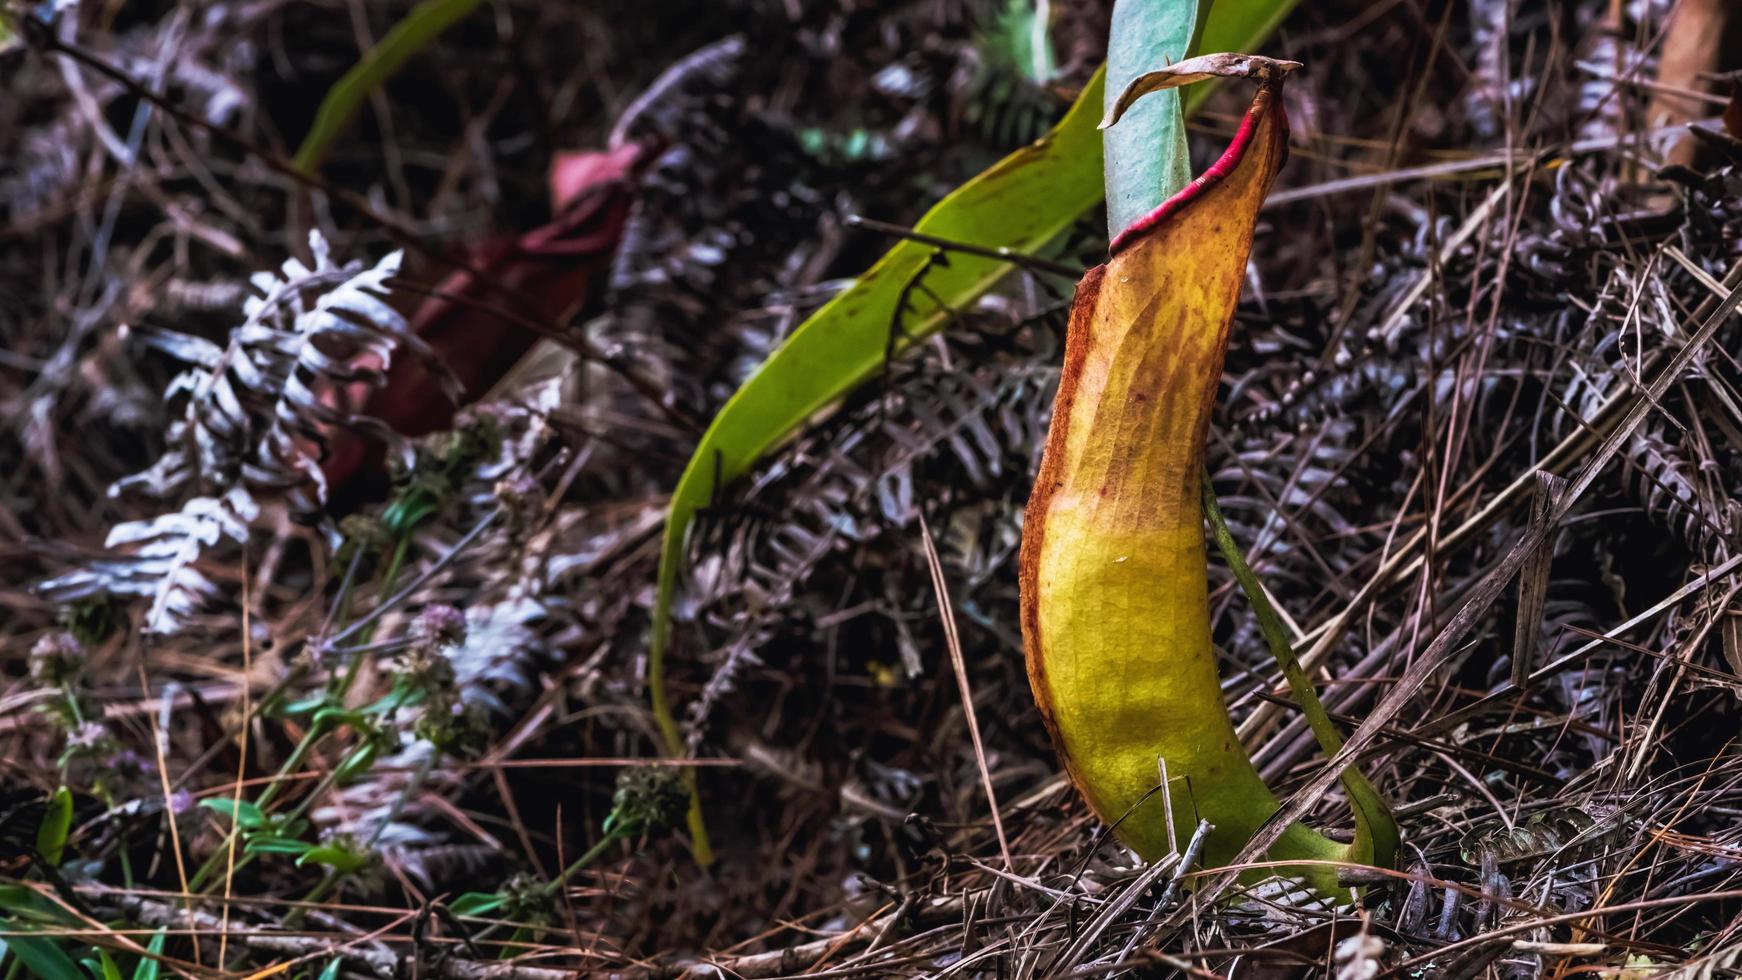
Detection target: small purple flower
<box><xmin>106</xmin><ymin>748</ymin><xmax>152</xmax><ymax>781</ymax></box>
<box><xmin>414</xmin><ymin>604</ymin><xmax>468</xmax><ymax>650</ymax></box>
<box><xmin>65</xmin><ymin>720</ymin><xmax>112</xmax><ymax>755</ymax></box>
<box><xmin>30</xmin><ymin>632</ymin><xmax>86</xmax><ymax>686</ymax></box>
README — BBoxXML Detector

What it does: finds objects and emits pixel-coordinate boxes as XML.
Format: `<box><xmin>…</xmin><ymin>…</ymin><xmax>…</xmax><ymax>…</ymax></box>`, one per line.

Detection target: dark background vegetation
<box><xmin>4</xmin><ymin>0</ymin><xmax>1742</xmax><ymax>975</ymax></box>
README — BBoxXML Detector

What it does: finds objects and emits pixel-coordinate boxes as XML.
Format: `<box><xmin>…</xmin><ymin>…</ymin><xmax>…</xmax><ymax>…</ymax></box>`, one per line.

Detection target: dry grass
<box><xmin>3</xmin><ymin>0</ymin><xmax>1741</xmax><ymax>976</ymax></box>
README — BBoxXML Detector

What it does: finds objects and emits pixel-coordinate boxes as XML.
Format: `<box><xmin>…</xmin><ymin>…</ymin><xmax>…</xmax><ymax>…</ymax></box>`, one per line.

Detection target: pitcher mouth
<box><xmin>1109</xmin><ymin>83</ymin><xmax>1283</xmax><ymax>257</ymax></box>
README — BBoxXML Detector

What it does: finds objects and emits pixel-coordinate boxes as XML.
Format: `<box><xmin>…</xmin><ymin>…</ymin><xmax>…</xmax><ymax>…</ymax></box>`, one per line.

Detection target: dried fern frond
<box><xmin>1661</xmin><ymin>938</ymin><xmax>1742</xmax><ymax>980</ymax></box>
<box><xmin>447</xmin><ymin>597</ymin><xmax>546</xmax><ymax>716</ymax></box>
<box><xmin>679</xmin><ymin>322</ymin><xmax>1057</xmax><ymax>745</ymax></box>
<box><xmin>40</xmin><ymin>486</ymin><xmax>258</xmax><ymax>634</ymax></box>
<box><xmin>117</xmin><ymin>233</ymin><xmax>457</xmax><ymax>514</ymax></box>
<box><xmin>1623</xmin><ymin>421</ymin><xmax>1736</xmax><ymax>558</ymax></box>
<box><xmin>41</xmin><ymin>234</ymin><xmax>457</xmax><ymax>633</ymax></box>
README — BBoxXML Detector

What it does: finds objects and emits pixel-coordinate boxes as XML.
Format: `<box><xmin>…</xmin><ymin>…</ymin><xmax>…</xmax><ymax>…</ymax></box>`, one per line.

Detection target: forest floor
<box><xmin>4</xmin><ymin>0</ymin><xmax>1742</xmax><ymax>977</ymax></box>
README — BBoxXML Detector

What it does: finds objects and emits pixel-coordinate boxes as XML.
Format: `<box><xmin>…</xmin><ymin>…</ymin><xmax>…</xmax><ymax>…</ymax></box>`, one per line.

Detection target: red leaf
<box><xmin>322</xmin><ymin>142</ymin><xmax>643</xmax><ymax>499</ymax></box>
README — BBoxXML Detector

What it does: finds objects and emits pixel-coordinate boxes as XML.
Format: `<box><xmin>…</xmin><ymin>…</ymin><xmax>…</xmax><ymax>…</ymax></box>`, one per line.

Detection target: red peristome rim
<box><xmin>1106</xmin><ymin>88</ymin><xmax>1282</xmax><ymax>257</ymax></box>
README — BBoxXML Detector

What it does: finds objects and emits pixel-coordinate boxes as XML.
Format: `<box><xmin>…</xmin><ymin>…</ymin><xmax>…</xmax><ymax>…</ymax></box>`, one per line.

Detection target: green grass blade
<box><xmin>35</xmin><ymin>786</ymin><xmax>72</xmax><ymax>866</ymax></box>
<box><xmin>291</xmin><ymin>0</ymin><xmax>486</xmax><ymax>173</ymax></box>
<box><xmin>128</xmin><ymin>929</ymin><xmax>166</xmax><ymax>980</ymax></box>
<box><xmin>1202</xmin><ymin>474</ymin><xmax>1399</xmax><ymax>870</ymax></box>
<box><xmin>649</xmin><ymin>0</ymin><xmax>1299</xmax><ymax>864</ymax></box>
<box><xmin>0</xmin><ymin>926</ymin><xmax>84</xmax><ymax>980</ymax></box>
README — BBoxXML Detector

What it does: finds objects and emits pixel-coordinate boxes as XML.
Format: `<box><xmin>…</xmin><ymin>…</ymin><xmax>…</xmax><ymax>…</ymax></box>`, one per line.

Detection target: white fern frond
<box><xmin>44</xmin><ymin>233</ymin><xmax>459</xmax><ymax>633</ymax></box>
<box><xmin>41</xmin><ymin>486</ymin><xmax>258</xmax><ymax>634</ymax></box>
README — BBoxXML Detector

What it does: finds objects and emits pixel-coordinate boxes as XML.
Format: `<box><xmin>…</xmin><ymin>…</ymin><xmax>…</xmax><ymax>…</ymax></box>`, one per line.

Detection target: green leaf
<box><xmin>0</xmin><ymin>886</ymin><xmax>75</xmax><ymax>925</ymax></box>
<box><xmin>645</xmin><ymin>0</ymin><xmax>1300</xmax><ymax>865</ymax></box>
<box><xmin>1104</xmin><ymin>0</ymin><xmax>1204</xmax><ymax>236</ymax></box>
<box><xmin>279</xmin><ymin>693</ymin><xmax>340</xmax><ymax>718</ymax></box>
<box><xmin>311</xmin><ymin>706</ymin><xmax>371</xmax><ymax>731</ymax></box>
<box><xmin>983</xmin><ymin>0</ymin><xmax>1052</xmax><ymax>83</ymax></box>
<box><xmin>94</xmin><ymin>950</ymin><xmax>123</xmax><ymax>980</ymax></box>
<box><xmin>35</xmin><ymin>787</ymin><xmax>73</xmax><ymax>866</ymax></box>
<box><xmin>291</xmin><ymin>0</ymin><xmax>487</xmax><ymax>173</ymax></box>
<box><xmin>447</xmin><ymin>892</ymin><xmax>506</xmax><ymax>917</ymax></box>
<box><xmin>497</xmin><ymin>926</ymin><xmax>535</xmax><ymax>961</ymax></box>
<box><xmin>317</xmin><ymin>959</ymin><xmax>344</xmax><ymax>980</ymax></box>
<box><xmin>244</xmin><ymin>835</ymin><xmax>314</xmax><ymax>857</ymax></box>
<box><xmin>649</xmin><ymin>63</ymin><xmax>1106</xmax><ymax>864</ymax></box>
<box><xmin>1105</xmin><ymin>0</ymin><xmax>1302</xmax><ymax>236</ymax></box>
<box><xmin>381</xmin><ymin>491</ymin><xmax>441</xmax><ymax>539</ymax></box>
<box><xmin>129</xmin><ymin>929</ymin><xmax>166</xmax><ymax>980</ymax></box>
<box><xmin>1203</xmin><ymin>476</ymin><xmax>1399</xmax><ymax>871</ymax></box>
<box><xmin>199</xmin><ymin>798</ymin><xmax>266</xmax><ymax>830</ymax></box>
<box><xmin>333</xmin><ymin>742</ymin><xmax>382</xmax><ymax>786</ymax></box>
<box><xmin>0</xmin><ymin>924</ymin><xmax>85</xmax><ymax>980</ymax></box>
<box><xmin>296</xmin><ymin>842</ymin><xmax>370</xmax><ymax>875</ymax></box>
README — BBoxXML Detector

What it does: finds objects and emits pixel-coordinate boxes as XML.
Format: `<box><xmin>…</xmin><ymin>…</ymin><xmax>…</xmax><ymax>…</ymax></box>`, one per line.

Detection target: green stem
<box><xmin>188</xmin><ymin>735</ymin><xmax>362</xmax><ymax>893</ymax></box>
<box><xmin>545</xmin><ymin>829</ymin><xmax>628</xmax><ymax>896</ymax></box>
<box><xmin>324</xmin><ymin>543</ymin><xmax>369</xmax><ymax>646</ymax></box>
<box><xmin>464</xmin><ymin>828</ymin><xmax>630</xmax><ymax>954</ymax></box>
<box><xmin>58</xmin><ymin>685</ymin><xmax>83</xmax><ymax>784</ymax></box>
<box><xmin>335</xmin><ymin>531</ymin><xmax>412</xmax><ymax>694</ymax></box>
<box><xmin>1201</xmin><ymin>469</ymin><xmax>1399</xmax><ymax>869</ymax></box>
<box><xmin>191</xmin><ymin>518</ymin><xmax>437</xmax><ymax>896</ymax></box>
<box><xmin>255</xmin><ymin>725</ymin><xmax>324</xmax><ymax>810</ymax></box>
<box><xmin>188</xmin><ymin>844</ymin><xmax>246</xmax><ymax>894</ymax></box>
<box><xmin>188</xmin><ymin>727</ymin><xmax>320</xmax><ymax>892</ymax></box>
<box><xmin>284</xmin><ymin>871</ymin><xmax>341</xmax><ymax>930</ymax></box>
<box><xmin>60</xmin><ymin>684</ymin><xmax>84</xmax><ymax>726</ymax></box>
